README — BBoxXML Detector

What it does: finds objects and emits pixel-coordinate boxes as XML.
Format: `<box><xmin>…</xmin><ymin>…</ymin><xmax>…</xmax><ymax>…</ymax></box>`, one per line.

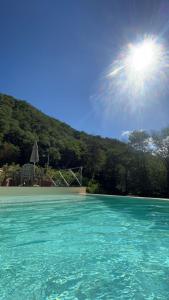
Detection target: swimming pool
<box><xmin>0</xmin><ymin>194</ymin><xmax>169</xmax><ymax>299</ymax></box>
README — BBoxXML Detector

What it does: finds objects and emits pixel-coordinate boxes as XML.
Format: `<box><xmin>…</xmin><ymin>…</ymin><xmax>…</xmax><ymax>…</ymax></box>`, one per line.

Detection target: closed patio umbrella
<box><xmin>30</xmin><ymin>141</ymin><xmax>39</xmax><ymax>177</ymax></box>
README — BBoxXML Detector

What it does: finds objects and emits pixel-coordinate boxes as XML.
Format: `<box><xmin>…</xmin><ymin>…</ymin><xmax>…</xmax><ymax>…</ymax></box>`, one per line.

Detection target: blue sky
<box><xmin>1</xmin><ymin>0</ymin><xmax>169</xmax><ymax>139</ymax></box>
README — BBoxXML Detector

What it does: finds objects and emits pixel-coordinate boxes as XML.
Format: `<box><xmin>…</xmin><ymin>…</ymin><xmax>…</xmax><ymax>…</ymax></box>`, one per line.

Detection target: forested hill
<box><xmin>0</xmin><ymin>93</ymin><xmax>168</xmax><ymax>197</ymax></box>
<box><xmin>0</xmin><ymin>93</ymin><xmax>125</xmax><ymax>172</ymax></box>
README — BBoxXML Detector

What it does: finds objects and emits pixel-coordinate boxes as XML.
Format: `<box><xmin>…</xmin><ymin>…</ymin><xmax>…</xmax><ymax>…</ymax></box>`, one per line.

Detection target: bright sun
<box><xmin>108</xmin><ymin>36</ymin><xmax>166</xmax><ymax>97</ymax></box>
<box><xmin>96</xmin><ymin>36</ymin><xmax>169</xmax><ymax>118</ymax></box>
<box><xmin>126</xmin><ymin>38</ymin><xmax>162</xmax><ymax>74</ymax></box>
<box><xmin>128</xmin><ymin>40</ymin><xmax>157</xmax><ymax>71</ymax></box>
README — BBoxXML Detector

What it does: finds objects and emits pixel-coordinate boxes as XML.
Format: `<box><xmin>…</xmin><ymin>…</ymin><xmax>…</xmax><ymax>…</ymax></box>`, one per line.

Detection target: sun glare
<box><xmin>127</xmin><ymin>39</ymin><xmax>160</xmax><ymax>72</ymax></box>
<box><xmin>107</xmin><ymin>36</ymin><xmax>168</xmax><ymax>98</ymax></box>
<box><xmin>95</xmin><ymin>36</ymin><xmax>169</xmax><ymax>117</ymax></box>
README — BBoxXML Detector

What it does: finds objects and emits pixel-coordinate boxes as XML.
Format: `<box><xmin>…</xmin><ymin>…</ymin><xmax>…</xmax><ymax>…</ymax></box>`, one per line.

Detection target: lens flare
<box><xmin>94</xmin><ymin>36</ymin><xmax>169</xmax><ymax>118</ymax></box>
<box><xmin>108</xmin><ymin>36</ymin><xmax>168</xmax><ymax>97</ymax></box>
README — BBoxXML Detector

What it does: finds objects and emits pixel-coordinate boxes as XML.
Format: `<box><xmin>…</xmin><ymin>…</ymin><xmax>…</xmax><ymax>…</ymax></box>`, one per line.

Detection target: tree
<box><xmin>0</xmin><ymin>143</ymin><xmax>20</xmax><ymax>164</ymax></box>
<box><xmin>152</xmin><ymin>129</ymin><xmax>169</xmax><ymax>194</ymax></box>
<box><xmin>129</xmin><ymin>130</ymin><xmax>150</xmax><ymax>152</ymax></box>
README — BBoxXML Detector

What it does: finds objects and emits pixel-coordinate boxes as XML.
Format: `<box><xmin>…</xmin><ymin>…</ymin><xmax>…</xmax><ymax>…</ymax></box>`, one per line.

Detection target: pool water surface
<box><xmin>0</xmin><ymin>194</ymin><xmax>169</xmax><ymax>299</ymax></box>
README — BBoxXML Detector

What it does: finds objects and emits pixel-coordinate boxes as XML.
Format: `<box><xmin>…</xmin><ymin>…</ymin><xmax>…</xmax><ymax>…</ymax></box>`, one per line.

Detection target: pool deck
<box><xmin>0</xmin><ymin>187</ymin><xmax>86</xmax><ymax>197</ymax></box>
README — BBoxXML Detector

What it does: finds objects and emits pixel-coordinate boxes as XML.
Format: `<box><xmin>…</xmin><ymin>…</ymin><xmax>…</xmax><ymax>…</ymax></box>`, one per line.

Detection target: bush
<box><xmin>86</xmin><ymin>180</ymin><xmax>100</xmax><ymax>194</ymax></box>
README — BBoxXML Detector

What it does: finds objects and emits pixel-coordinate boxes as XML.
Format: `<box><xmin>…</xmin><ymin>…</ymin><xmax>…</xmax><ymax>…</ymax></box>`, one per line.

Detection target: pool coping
<box><xmin>0</xmin><ymin>187</ymin><xmax>86</xmax><ymax>197</ymax></box>
<box><xmin>0</xmin><ymin>187</ymin><xmax>168</xmax><ymax>203</ymax></box>
<box><xmin>84</xmin><ymin>193</ymin><xmax>169</xmax><ymax>201</ymax></box>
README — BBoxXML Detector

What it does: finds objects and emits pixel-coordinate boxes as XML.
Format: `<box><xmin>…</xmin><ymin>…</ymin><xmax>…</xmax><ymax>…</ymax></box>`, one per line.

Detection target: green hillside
<box><xmin>0</xmin><ymin>93</ymin><xmax>168</xmax><ymax>196</ymax></box>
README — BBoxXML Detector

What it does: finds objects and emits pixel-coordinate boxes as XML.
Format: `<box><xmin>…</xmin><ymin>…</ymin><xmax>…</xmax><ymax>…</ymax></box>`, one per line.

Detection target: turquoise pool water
<box><xmin>0</xmin><ymin>194</ymin><xmax>169</xmax><ymax>300</ymax></box>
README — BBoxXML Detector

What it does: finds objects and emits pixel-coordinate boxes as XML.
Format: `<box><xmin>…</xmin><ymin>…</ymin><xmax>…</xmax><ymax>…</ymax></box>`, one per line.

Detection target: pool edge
<box><xmin>0</xmin><ymin>186</ymin><xmax>86</xmax><ymax>197</ymax></box>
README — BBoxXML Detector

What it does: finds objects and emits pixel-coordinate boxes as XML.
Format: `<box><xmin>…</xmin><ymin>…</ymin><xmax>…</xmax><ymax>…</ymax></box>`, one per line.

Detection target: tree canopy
<box><xmin>0</xmin><ymin>93</ymin><xmax>169</xmax><ymax>197</ymax></box>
